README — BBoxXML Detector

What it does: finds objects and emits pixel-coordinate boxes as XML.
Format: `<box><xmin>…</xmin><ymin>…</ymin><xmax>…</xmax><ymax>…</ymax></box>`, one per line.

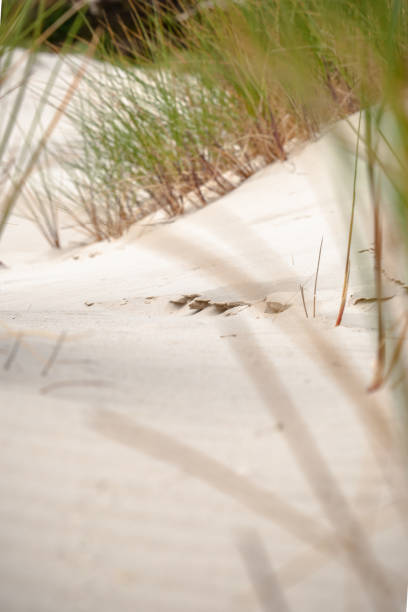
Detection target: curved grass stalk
<box><xmin>335</xmin><ymin>110</ymin><xmax>362</xmax><ymax>326</ymax></box>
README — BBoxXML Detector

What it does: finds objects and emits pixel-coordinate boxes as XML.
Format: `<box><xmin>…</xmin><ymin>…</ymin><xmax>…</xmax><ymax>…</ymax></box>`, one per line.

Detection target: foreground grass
<box><xmin>0</xmin><ymin>0</ymin><xmax>93</xmax><ymax>242</ymax></box>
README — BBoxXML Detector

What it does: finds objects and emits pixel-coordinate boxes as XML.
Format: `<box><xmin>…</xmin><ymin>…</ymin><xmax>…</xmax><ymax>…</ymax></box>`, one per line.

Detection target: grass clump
<box><xmin>5</xmin><ymin>1</ymin><xmax>408</xmax><ymax>249</ymax></box>
<box><xmin>58</xmin><ymin>0</ymin><xmax>401</xmax><ymax>241</ymax></box>
<box><xmin>61</xmin><ymin>60</ymin><xmax>260</xmax><ymax>241</ymax></box>
<box><xmin>54</xmin><ymin>0</ymin><xmax>367</xmax><ymax>241</ymax></box>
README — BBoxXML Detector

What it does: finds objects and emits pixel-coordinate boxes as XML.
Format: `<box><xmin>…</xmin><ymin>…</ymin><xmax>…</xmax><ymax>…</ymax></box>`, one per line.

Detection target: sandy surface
<box><xmin>0</xmin><ymin>52</ymin><xmax>407</xmax><ymax>611</ymax></box>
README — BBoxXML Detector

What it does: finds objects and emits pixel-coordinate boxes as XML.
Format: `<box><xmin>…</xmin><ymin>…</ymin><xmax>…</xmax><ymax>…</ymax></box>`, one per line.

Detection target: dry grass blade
<box><xmin>313</xmin><ymin>235</ymin><xmax>323</xmax><ymax>318</ymax></box>
<box><xmin>366</xmin><ymin>111</ymin><xmax>386</xmax><ymax>392</ymax></box>
<box><xmin>300</xmin><ymin>284</ymin><xmax>309</xmax><ymax>318</ymax></box>
<box><xmin>336</xmin><ymin>111</ymin><xmax>362</xmax><ymax>327</ymax></box>
<box><xmin>41</xmin><ymin>330</ymin><xmax>66</xmax><ymax>376</ymax></box>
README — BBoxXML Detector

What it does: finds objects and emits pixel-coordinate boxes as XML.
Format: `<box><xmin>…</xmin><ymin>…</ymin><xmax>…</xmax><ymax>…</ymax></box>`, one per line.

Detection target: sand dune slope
<box><xmin>0</xmin><ymin>78</ymin><xmax>407</xmax><ymax>611</ymax></box>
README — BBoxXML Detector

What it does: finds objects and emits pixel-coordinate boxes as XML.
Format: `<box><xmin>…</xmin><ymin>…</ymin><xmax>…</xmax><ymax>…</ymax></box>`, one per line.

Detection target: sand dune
<box><xmin>0</xmin><ymin>52</ymin><xmax>407</xmax><ymax>611</ymax></box>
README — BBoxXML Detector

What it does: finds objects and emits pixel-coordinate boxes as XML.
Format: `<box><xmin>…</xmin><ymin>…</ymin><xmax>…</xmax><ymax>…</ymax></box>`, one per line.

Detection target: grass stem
<box><xmin>313</xmin><ymin>236</ymin><xmax>323</xmax><ymax>318</ymax></box>
<box><xmin>336</xmin><ymin>110</ymin><xmax>362</xmax><ymax>327</ymax></box>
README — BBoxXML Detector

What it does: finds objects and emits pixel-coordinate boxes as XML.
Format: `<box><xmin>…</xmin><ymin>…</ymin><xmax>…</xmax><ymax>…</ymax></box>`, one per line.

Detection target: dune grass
<box><xmin>51</xmin><ymin>0</ymin><xmax>405</xmax><ymax>242</ymax></box>
<box><xmin>3</xmin><ymin>0</ymin><xmax>408</xmax><ymax>247</ymax></box>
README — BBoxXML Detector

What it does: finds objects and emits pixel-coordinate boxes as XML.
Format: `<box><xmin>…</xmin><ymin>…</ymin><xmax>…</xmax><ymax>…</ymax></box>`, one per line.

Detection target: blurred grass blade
<box><xmin>0</xmin><ymin>0</ymin><xmax>90</xmax><ymax>239</ymax></box>
<box><xmin>0</xmin><ymin>26</ymin><xmax>99</xmax><ymax>239</ymax></box>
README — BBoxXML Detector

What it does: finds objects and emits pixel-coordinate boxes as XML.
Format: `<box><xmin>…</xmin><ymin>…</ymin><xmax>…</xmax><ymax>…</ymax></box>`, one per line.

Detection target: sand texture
<box><xmin>0</xmin><ymin>52</ymin><xmax>407</xmax><ymax>612</ymax></box>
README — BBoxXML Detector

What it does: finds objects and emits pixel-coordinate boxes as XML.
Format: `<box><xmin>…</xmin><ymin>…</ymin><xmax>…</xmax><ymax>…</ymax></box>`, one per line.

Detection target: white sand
<box><xmin>0</xmin><ymin>52</ymin><xmax>407</xmax><ymax>612</ymax></box>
